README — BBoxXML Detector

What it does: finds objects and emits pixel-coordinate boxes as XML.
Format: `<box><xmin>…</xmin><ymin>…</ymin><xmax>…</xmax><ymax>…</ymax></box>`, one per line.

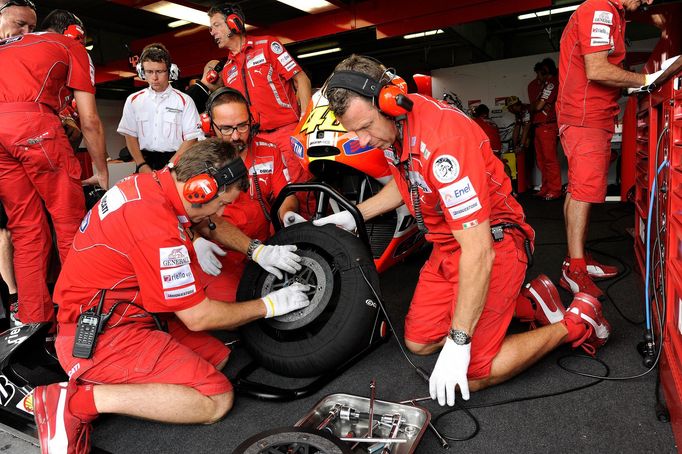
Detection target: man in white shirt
<box><xmin>118</xmin><ymin>43</ymin><xmax>202</xmax><ymax>172</ymax></box>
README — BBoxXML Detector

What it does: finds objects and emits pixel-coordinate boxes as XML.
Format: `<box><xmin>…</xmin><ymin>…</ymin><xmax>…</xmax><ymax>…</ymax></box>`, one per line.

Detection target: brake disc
<box><xmin>232</xmin><ymin>427</ymin><xmax>350</xmax><ymax>454</ymax></box>
<box><xmin>261</xmin><ymin>249</ymin><xmax>333</xmax><ymax>330</ymax></box>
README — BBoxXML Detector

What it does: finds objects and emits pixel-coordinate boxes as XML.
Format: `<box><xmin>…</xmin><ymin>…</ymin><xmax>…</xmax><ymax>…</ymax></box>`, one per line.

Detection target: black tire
<box><xmin>237</xmin><ymin>223</ymin><xmax>381</xmax><ymax>378</ymax></box>
<box><xmin>232</xmin><ymin>427</ymin><xmax>351</xmax><ymax>454</ymax></box>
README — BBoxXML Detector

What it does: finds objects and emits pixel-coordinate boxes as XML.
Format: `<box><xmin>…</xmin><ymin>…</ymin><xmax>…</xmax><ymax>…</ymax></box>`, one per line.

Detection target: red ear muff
<box><xmin>200</xmin><ymin>112</ymin><xmax>214</xmax><ymax>136</ymax></box>
<box><xmin>183</xmin><ymin>174</ymin><xmax>219</xmax><ymax>205</ymax></box>
<box><xmin>225</xmin><ymin>13</ymin><xmax>245</xmax><ymax>35</ymax></box>
<box><xmin>64</xmin><ymin>24</ymin><xmax>85</xmax><ymax>43</ymax></box>
<box><xmin>377</xmin><ymin>82</ymin><xmax>413</xmax><ymax>117</ymax></box>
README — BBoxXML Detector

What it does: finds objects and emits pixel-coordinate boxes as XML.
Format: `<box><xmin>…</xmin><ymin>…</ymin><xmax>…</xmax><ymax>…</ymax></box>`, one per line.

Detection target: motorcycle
<box><xmin>288</xmin><ymin>90</ymin><xmax>425</xmax><ymax>273</ymax></box>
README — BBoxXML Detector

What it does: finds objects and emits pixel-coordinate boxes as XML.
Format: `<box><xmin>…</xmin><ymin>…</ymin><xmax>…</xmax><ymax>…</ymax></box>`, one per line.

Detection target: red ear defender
<box><xmin>200</xmin><ymin>112</ymin><xmax>214</xmax><ymax>135</ymax></box>
<box><xmin>225</xmin><ymin>13</ymin><xmax>245</xmax><ymax>35</ymax></box>
<box><xmin>183</xmin><ymin>175</ymin><xmax>219</xmax><ymax>205</ymax></box>
<box><xmin>64</xmin><ymin>24</ymin><xmax>85</xmax><ymax>43</ymax></box>
<box><xmin>377</xmin><ymin>76</ymin><xmax>412</xmax><ymax>117</ymax></box>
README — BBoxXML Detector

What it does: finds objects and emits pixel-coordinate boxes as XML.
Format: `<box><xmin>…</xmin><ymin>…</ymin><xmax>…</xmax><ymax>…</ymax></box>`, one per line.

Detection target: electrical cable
<box><xmin>356</xmin><ymin>264</ymin><xmax>613</xmax><ymax>444</ymax></box>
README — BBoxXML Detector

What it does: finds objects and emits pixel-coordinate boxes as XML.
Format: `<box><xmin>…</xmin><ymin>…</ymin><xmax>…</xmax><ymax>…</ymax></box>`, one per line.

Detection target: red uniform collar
<box><xmin>155</xmin><ymin>168</ymin><xmax>192</xmax><ymax>227</ymax></box>
<box><xmin>228</xmin><ymin>36</ymin><xmax>253</xmax><ymax>62</ymax></box>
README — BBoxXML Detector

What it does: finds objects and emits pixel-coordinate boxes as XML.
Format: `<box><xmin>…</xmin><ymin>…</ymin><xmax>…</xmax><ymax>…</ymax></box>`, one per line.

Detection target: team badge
<box><xmin>432</xmin><ymin>155</ymin><xmax>460</xmax><ymax>184</ymax></box>
<box><xmin>270</xmin><ymin>41</ymin><xmax>284</xmax><ymax>55</ymax></box>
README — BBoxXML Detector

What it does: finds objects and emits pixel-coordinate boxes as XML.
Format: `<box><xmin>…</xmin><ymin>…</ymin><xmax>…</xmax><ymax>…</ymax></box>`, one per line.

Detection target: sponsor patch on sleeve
<box><xmin>270</xmin><ymin>41</ymin><xmax>284</xmax><ymax>54</ymax></box>
<box><xmin>284</xmin><ymin>60</ymin><xmax>296</xmax><ymax>72</ymax></box>
<box><xmin>160</xmin><ymin>264</ymin><xmax>195</xmax><ymax>289</ymax></box>
<box><xmin>438</xmin><ymin>176</ymin><xmax>476</xmax><ymax>208</ymax></box>
<box><xmin>590</xmin><ymin>24</ymin><xmax>610</xmax><ymax>46</ymax></box>
<box><xmin>448</xmin><ymin>197</ymin><xmax>482</xmax><ymax>220</ymax></box>
<box><xmin>278</xmin><ymin>52</ymin><xmax>292</xmax><ymax>66</ymax></box>
<box><xmin>593</xmin><ymin>10</ymin><xmax>613</xmax><ymax>25</ymax></box>
<box><xmin>164</xmin><ymin>284</ymin><xmax>197</xmax><ymax>300</ymax></box>
<box><xmin>159</xmin><ymin>245</ymin><xmax>190</xmax><ymax>268</ymax></box>
<box><xmin>432</xmin><ymin>155</ymin><xmax>460</xmax><ymax>184</ymax></box>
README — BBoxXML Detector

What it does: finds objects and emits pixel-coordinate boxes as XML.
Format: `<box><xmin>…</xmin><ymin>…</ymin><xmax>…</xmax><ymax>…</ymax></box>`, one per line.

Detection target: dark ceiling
<box><xmin>34</xmin><ymin>0</ymin><xmax>675</xmax><ymax>98</ymax></box>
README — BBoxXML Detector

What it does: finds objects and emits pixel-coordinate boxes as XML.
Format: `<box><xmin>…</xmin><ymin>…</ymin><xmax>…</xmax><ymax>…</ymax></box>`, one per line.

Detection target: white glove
<box><xmin>429</xmin><ymin>338</ymin><xmax>471</xmax><ymax>406</ymax></box>
<box><xmin>193</xmin><ymin>237</ymin><xmax>226</xmax><ymax>276</ymax></box>
<box><xmin>283</xmin><ymin>211</ymin><xmax>307</xmax><ymax>227</ymax></box>
<box><xmin>252</xmin><ymin>244</ymin><xmax>302</xmax><ymax>279</ymax></box>
<box><xmin>262</xmin><ymin>283</ymin><xmax>311</xmax><ymax>318</ymax></box>
<box><xmin>312</xmin><ymin>211</ymin><xmax>356</xmax><ymax>232</ymax></box>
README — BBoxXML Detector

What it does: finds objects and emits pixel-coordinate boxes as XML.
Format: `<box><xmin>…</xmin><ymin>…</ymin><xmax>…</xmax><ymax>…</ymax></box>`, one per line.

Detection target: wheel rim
<box><xmin>261</xmin><ymin>249</ymin><xmax>334</xmax><ymax>330</ymax></box>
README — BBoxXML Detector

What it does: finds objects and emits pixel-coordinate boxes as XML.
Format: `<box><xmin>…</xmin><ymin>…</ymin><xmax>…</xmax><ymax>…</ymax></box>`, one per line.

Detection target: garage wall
<box><xmin>96</xmin><ymin>98</ymin><xmax>127</xmax><ymax>160</ymax></box>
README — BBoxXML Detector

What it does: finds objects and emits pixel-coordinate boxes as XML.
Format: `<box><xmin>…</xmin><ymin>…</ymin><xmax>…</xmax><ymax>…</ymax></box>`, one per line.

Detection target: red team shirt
<box><xmin>222</xmin><ymin>36</ymin><xmax>302</xmax><ymax>131</ymax></box>
<box><xmin>557</xmin><ymin>0</ymin><xmax>626</xmax><ymax>130</ymax></box>
<box><xmin>0</xmin><ymin>32</ymin><xmax>94</xmax><ymax>110</ymax></box>
<box><xmin>387</xmin><ymin>95</ymin><xmax>533</xmax><ymax>254</ymax></box>
<box><xmin>54</xmin><ymin>169</ymin><xmax>205</xmax><ymax>326</ymax></box>
<box><xmin>222</xmin><ymin>138</ymin><xmax>290</xmax><ymax>244</ymax></box>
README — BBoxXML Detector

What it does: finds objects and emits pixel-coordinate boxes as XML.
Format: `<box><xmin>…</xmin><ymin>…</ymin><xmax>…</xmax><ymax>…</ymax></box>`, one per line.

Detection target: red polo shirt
<box><xmin>557</xmin><ymin>0</ymin><xmax>626</xmax><ymax>130</ymax></box>
<box><xmin>0</xmin><ymin>32</ymin><xmax>94</xmax><ymax>111</ymax></box>
<box><xmin>388</xmin><ymin>95</ymin><xmax>533</xmax><ymax>255</ymax></box>
<box><xmin>54</xmin><ymin>169</ymin><xmax>205</xmax><ymax>325</ymax></box>
<box><xmin>222</xmin><ymin>36</ymin><xmax>302</xmax><ymax>131</ymax></box>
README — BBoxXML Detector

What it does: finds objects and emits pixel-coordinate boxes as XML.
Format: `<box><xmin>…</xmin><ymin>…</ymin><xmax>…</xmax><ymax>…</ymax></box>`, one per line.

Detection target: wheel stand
<box><xmin>234</xmin><ymin>310</ymin><xmax>390</xmax><ymax>402</ymax></box>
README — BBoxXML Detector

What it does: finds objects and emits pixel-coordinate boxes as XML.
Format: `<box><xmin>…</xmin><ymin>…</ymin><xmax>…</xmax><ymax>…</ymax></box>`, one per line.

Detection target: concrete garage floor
<box><xmin>1</xmin><ymin>195</ymin><xmax>677</xmax><ymax>453</ymax></box>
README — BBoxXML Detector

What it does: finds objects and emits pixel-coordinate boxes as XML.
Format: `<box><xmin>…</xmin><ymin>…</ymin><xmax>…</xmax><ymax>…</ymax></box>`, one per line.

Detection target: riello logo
<box><xmin>163</xmin><ymin>271</ymin><xmax>187</xmax><ymax>282</ymax></box>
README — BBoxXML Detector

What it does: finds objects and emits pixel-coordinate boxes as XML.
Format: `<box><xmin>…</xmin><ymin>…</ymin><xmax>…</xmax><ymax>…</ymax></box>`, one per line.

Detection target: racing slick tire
<box><xmin>237</xmin><ymin>223</ymin><xmax>381</xmax><ymax>378</ymax></box>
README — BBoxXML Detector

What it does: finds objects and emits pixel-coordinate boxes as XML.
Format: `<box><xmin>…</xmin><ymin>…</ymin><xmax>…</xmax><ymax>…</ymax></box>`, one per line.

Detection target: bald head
<box><xmin>0</xmin><ymin>2</ymin><xmax>36</xmax><ymax>38</ymax></box>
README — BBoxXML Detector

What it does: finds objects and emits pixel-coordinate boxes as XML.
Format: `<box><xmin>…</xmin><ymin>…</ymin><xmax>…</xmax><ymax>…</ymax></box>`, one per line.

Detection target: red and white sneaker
<box><xmin>564</xmin><ymin>292</ymin><xmax>611</xmax><ymax>356</ymax></box>
<box><xmin>519</xmin><ymin>274</ymin><xmax>566</xmax><ymax>328</ymax></box>
<box><xmin>562</xmin><ymin>255</ymin><xmax>619</xmax><ymax>280</ymax></box>
<box><xmin>559</xmin><ymin>266</ymin><xmax>604</xmax><ymax>301</ymax></box>
<box><xmin>33</xmin><ymin>381</ymin><xmax>93</xmax><ymax>454</ymax></box>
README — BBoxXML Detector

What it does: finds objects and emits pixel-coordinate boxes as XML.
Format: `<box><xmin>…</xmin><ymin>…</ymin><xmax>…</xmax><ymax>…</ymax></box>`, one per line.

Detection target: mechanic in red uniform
<box><xmin>207</xmin><ymin>3</ymin><xmax>313</xmax><ymax>193</ymax></box>
<box><xmin>557</xmin><ymin>0</ymin><xmax>658</xmax><ymax>299</ymax></box>
<box><xmin>0</xmin><ymin>0</ymin><xmax>36</xmax><ymax>38</ymax></box>
<box><xmin>193</xmin><ymin>87</ymin><xmax>299</xmax><ymax>301</ymax></box>
<box><xmin>32</xmin><ymin>138</ymin><xmax>310</xmax><ymax>454</ymax></box>
<box><xmin>528</xmin><ymin>58</ymin><xmax>562</xmax><ymax>200</ymax></box>
<box><xmin>316</xmin><ymin>55</ymin><xmax>611</xmax><ymax>407</ymax></box>
<box><xmin>471</xmin><ymin>104</ymin><xmax>501</xmax><ymax>154</ymax></box>
<box><xmin>0</xmin><ymin>10</ymin><xmax>109</xmax><ymax>324</ymax></box>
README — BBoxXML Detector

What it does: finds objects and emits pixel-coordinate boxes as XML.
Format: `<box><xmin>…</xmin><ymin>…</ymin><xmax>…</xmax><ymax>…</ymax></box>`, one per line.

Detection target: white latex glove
<box><xmin>193</xmin><ymin>237</ymin><xmax>226</xmax><ymax>276</ymax></box>
<box><xmin>312</xmin><ymin>211</ymin><xmax>356</xmax><ymax>232</ymax></box>
<box><xmin>429</xmin><ymin>338</ymin><xmax>471</xmax><ymax>406</ymax></box>
<box><xmin>262</xmin><ymin>283</ymin><xmax>311</xmax><ymax>318</ymax></box>
<box><xmin>252</xmin><ymin>244</ymin><xmax>302</xmax><ymax>279</ymax></box>
<box><xmin>283</xmin><ymin>211</ymin><xmax>307</xmax><ymax>227</ymax></box>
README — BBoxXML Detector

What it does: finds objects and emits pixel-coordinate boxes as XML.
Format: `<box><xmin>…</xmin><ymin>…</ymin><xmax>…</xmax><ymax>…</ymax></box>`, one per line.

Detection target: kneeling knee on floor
<box><xmin>205</xmin><ymin>392</ymin><xmax>233</xmax><ymax>424</ymax></box>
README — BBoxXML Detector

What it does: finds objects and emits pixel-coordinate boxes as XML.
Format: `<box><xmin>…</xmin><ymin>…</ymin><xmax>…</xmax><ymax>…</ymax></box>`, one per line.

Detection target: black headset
<box><xmin>201</xmin><ymin>86</ymin><xmax>259</xmax><ymax>137</ymax></box>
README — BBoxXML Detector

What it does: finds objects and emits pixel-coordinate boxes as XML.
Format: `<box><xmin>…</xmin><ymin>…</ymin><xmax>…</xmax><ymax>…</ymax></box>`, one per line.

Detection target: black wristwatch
<box><xmin>246</xmin><ymin>239</ymin><xmax>262</xmax><ymax>261</ymax></box>
<box><xmin>448</xmin><ymin>328</ymin><xmax>471</xmax><ymax>345</ymax></box>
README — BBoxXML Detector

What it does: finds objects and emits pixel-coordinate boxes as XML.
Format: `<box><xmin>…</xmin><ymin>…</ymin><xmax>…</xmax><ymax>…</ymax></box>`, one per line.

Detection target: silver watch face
<box><xmin>449</xmin><ymin>329</ymin><xmax>470</xmax><ymax>345</ymax></box>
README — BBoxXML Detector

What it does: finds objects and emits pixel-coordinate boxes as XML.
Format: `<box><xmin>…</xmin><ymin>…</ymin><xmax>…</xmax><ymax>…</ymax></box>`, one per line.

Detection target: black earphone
<box><xmin>325</xmin><ymin>68</ymin><xmax>413</xmax><ymax>117</ymax></box>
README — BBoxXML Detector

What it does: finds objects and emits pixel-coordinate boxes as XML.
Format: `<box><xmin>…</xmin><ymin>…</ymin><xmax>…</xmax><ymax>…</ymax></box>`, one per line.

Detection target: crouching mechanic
<box><xmin>32</xmin><ymin>138</ymin><xmax>310</xmax><ymax>454</ymax></box>
<box><xmin>193</xmin><ymin>87</ymin><xmax>300</xmax><ymax>301</ymax></box>
<box><xmin>317</xmin><ymin>55</ymin><xmax>611</xmax><ymax>407</ymax></box>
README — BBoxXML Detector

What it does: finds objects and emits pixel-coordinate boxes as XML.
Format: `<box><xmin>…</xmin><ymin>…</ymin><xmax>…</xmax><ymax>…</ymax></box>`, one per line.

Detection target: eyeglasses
<box><xmin>0</xmin><ymin>0</ymin><xmax>36</xmax><ymax>13</ymax></box>
<box><xmin>143</xmin><ymin>69</ymin><xmax>168</xmax><ymax>77</ymax></box>
<box><xmin>212</xmin><ymin>121</ymin><xmax>250</xmax><ymax>136</ymax></box>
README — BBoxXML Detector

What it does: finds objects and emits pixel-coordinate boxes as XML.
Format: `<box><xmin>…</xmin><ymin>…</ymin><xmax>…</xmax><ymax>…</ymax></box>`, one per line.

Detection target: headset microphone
<box><xmin>208</xmin><ymin>217</ymin><xmax>217</xmax><ymax>231</ymax></box>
